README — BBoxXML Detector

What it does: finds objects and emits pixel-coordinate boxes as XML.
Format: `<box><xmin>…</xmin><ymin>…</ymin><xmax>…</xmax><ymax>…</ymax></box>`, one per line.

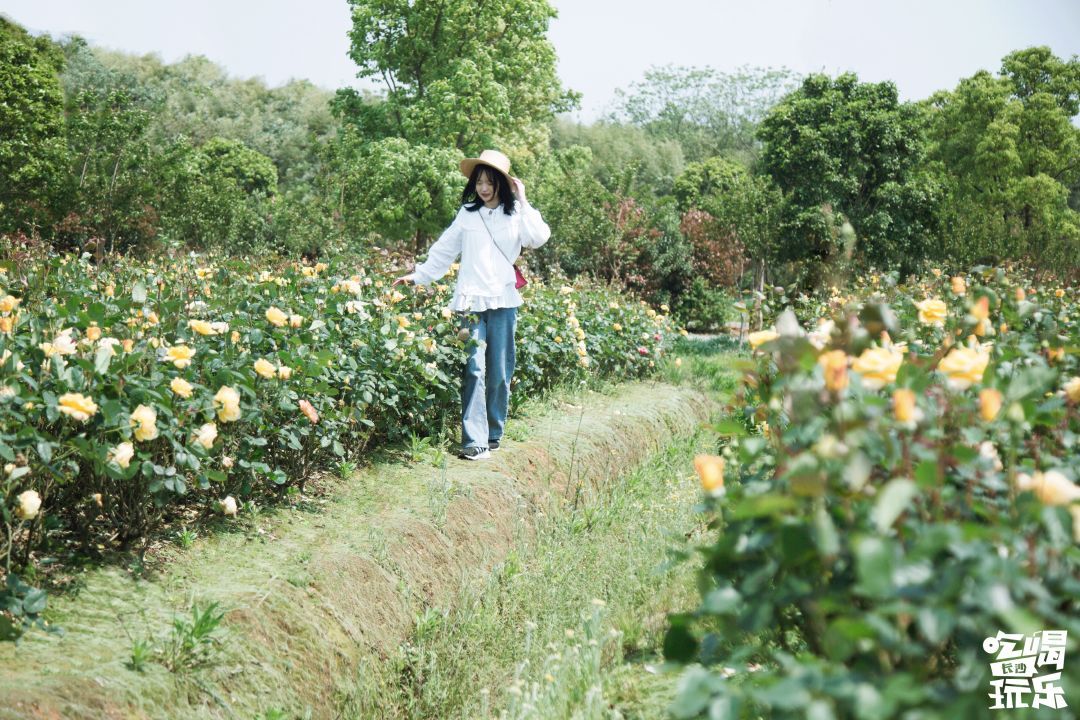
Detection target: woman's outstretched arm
<box><xmin>398</xmin><ymin>207</ymin><xmax>465</xmax><ymax>286</ymax></box>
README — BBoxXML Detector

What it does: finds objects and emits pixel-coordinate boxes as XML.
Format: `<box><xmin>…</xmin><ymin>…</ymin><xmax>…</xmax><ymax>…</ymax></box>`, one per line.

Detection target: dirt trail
<box><xmin>0</xmin><ymin>380</ymin><xmax>715</xmax><ymax>720</ymax></box>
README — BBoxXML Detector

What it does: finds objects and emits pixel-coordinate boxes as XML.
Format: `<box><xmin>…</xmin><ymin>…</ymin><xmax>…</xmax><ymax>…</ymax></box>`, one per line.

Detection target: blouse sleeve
<box><xmin>413</xmin><ymin>208</ymin><xmax>465</xmax><ymax>286</ymax></box>
<box><xmin>516</xmin><ymin>199</ymin><xmax>551</xmax><ymax>249</ymax></box>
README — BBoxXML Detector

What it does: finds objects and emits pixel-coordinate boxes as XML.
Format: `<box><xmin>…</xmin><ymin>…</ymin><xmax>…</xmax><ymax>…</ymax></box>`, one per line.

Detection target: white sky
<box><xmin>2</xmin><ymin>0</ymin><xmax>1077</xmax><ymax>121</ymax></box>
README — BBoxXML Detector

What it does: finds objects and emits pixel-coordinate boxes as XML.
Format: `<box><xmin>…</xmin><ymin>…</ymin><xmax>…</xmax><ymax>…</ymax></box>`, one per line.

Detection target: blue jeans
<box><xmin>460</xmin><ymin>307</ymin><xmax>517</xmax><ymax>449</ymax></box>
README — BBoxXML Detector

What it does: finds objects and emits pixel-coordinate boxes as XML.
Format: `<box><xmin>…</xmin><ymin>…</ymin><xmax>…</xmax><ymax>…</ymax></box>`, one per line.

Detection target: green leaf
<box><xmin>93</xmin><ymin>344</ymin><xmax>113</xmax><ymax>375</ymax></box>
<box><xmin>872</xmin><ymin>478</ymin><xmax>918</xmax><ymax>533</ymax></box>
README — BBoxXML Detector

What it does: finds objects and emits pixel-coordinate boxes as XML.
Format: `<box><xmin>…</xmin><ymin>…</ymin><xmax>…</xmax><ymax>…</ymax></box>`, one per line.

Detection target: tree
<box><xmin>336</xmin><ymin>0</ymin><xmax>578</xmax><ymax>156</ymax></box>
<box><xmin>0</xmin><ymin>18</ymin><xmax>67</xmax><ymax>234</ymax></box>
<box><xmin>610</xmin><ymin>64</ymin><xmax>800</xmax><ymax>163</ymax></box>
<box><xmin>926</xmin><ymin>48</ymin><xmax>1080</xmax><ymax>268</ymax></box>
<box><xmin>758</xmin><ymin>73</ymin><xmax>942</xmax><ymax>275</ymax></box>
<box><xmin>550</xmin><ymin>118</ymin><xmax>685</xmax><ymax>197</ymax></box>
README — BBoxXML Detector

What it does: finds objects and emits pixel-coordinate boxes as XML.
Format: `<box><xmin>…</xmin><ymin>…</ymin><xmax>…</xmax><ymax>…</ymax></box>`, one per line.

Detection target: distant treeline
<box><xmin>2</xmin><ymin>6</ymin><xmax>1078</xmax><ymax>327</ymax></box>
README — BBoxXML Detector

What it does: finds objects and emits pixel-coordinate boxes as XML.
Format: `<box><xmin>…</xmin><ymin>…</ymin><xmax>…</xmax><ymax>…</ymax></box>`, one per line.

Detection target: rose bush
<box><xmin>0</xmin><ymin>245</ymin><xmax>674</xmax><ymax>638</ymax></box>
<box><xmin>671</xmin><ymin>266</ymin><xmax>1079</xmax><ymax>718</ymax></box>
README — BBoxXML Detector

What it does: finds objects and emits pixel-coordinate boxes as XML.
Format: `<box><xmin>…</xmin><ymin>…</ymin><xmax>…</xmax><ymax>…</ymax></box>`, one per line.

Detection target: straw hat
<box><xmin>459</xmin><ymin>149</ymin><xmax>512</xmax><ymax>186</ymax></box>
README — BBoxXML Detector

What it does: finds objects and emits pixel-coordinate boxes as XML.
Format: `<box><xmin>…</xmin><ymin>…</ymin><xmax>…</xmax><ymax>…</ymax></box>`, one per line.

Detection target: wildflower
<box><xmin>109</xmin><ymin>442</ymin><xmax>135</xmax><ymax>469</ymax></box>
<box><xmin>129</xmin><ymin>404</ymin><xmax>159</xmax><ymax>442</ymax></box>
<box><xmin>58</xmin><ymin>392</ymin><xmax>98</xmax><ymax>422</ymax></box>
<box><xmin>612</xmin><ymin>323</ymin><xmax>622</xmax><ymax>332</ymax></box>
<box><xmin>559</xmin><ymin>285</ymin><xmax>574</xmax><ymax>295</ymax></box>
<box><xmin>693</xmin><ymin>454</ymin><xmax>725</xmax><ymax>493</ymax></box>
<box><xmin>15</xmin><ymin>490</ymin><xmax>41</xmax><ymax>520</ymax></box>
<box><xmin>171</xmin><ymin>377</ymin><xmax>194</xmax><ymax>398</ymax></box>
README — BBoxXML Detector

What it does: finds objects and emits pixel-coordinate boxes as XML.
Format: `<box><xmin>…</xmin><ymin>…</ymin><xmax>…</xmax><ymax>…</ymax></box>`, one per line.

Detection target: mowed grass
<box><xmin>337</xmin><ymin>341</ymin><xmax>741</xmax><ymax>720</ymax></box>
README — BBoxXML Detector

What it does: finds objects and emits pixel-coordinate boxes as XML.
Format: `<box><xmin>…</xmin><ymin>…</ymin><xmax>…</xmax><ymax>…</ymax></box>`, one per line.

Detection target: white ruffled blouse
<box><xmin>411</xmin><ymin>199</ymin><xmax>551</xmax><ymax>312</ymax></box>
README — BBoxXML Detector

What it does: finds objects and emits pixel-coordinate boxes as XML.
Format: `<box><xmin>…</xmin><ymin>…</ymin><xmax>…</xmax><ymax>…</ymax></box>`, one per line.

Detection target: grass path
<box><xmin>0</xmin><ymin>351</ymin><xmax>732</xmax><ymax>720</ymax></box>
<box><xmin>337</xmin><ymin>338</ymin><xmax>742</xmax><ymax>719</ymax></box>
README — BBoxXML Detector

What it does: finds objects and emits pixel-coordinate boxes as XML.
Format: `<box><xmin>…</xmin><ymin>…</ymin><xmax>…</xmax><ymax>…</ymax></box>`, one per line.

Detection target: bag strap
<box><xmin>478</xmin><ymin>210</ymin><xmax>518</xmax><ymax>271</ymax></box>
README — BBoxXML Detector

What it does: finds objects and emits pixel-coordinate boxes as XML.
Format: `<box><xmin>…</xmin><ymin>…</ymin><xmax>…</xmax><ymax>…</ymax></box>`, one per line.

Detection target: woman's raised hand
<box><xmin>392</xmin><ymin>273</ymin><xmax>415</xmax><ymax>287</ymax></box>
<box><xmin>511</xmin><ymin>176</ymin><xmax>526</xmax><ymax>202</ymax></box>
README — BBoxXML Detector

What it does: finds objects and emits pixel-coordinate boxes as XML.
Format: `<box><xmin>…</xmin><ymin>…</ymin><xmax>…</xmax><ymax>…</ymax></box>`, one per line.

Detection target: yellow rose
<box><xmin>15</xmin><ymin>489</ymin><xmax>41</xmax><ymax>520</ymax></box>
<box><xmin>265</xmin><ymin>306</ymin><xmax>288</xmax><ymax>327</ymax></box>
<box><xmin>1047</xmin><ymin>347</ymin><xmax>1065</xmax><ymax>364</ymax></box>
<box><xmin>938</xmin><ymin>346</ymin><xmax>991</xmax><ymax>390</ymax></box>
<box><xmin>951</xmin><ymin>276</ymin><xmax>966</xmax><ymax>295</ymax></box>
<box><xmin>970</xmin><ymin>296</ymin><xmax>990</xmax><ymax>322</ymax></box>
<box><xmin>122</xmin><ymin>338</ymin><xmax>135</xmax><ymax>353</ymax></box>
<box><xmin>0</xmin><ymin>294</ymin><xmax>20</xmax><ymax>313</ymax></box>
<box><xmin>58</xmin><ymin>392</ymin><xmax>98</xmax><ymax>422</ymax></box>
<box><xmin>170</xmin><ymin>377</ymin><xmax>194</xmax><ymax>398</ymax></box>
<box><xmin>851</xmin><ymin>346</ymin><xmax>904</xmax><ymax>390</ymax></box>
<box><xmin>818</xmin><ymin>350</ymin><xmax>849</xmax><ymax>393</ymax></box>
<box><xmin>188</xmin><ymin>319</ymin><xmax>217</xmax><ymax>336</ymax></box>
<box><xmin>396</xmin><ymin>316</ymin><xmax>410</xmax><ymax>329</ymax></box>
<box><xmin>219</xmin><ymin>495</ymin><xmax>238</xmax><ymax>517</ymax></box>
<box><xmin>230</xmin><ymin>330</ymin><xmax>240</xmax><ymax>343</ymax></box>
<box><xmin>193</xmin><ymin>422</ymin><xmax>218</xmax><ymax>450</ymax></box>
<box><xmin>109</xmin><ymin>441</ymin><xmax>135</xmax><ymax>469</ymax></box>
<box><xmin>1055</xmin><ymin>288</ymin><xmax>1065</xmax><ymax>298</ymax></box>
<box><xmin>1015</xmin><ymin>287</ymin><xmax>1026</xmax><ymax>302</ymax></box>
<box><xmin>165</xmin><ymin>344</ymin><xmax>196</xmax><ymax>368</ymax></box>
<box><xmin>1016</xmin><ymin>470</ymin><xmax>1080</xmax><ymax>506</ymax></box>
<box><xmin>979</xmin><ymin>388</ymin><xmax>1002</xmax><ymax>422</ymax></box>
<box><xmin>694</xmin><ymin>454</ymin><xmax>725</xmax><ymax>493</ymax></box>
<box><xmin>748</xmin><ymin>329</ymin><xmax>779</xmax><ymax>350</ymax></box>
<box><xmin>214</xmin><ymin>385</ymin><xmax>241</xmax><ymax>423</ymax></box>
<box><xmin>1064</xmin><ymin>377</ymin><xmax>1080</xmax><ymax>403</ymax></box>
<box><xmin>277</xmin><ymin>365</ymin><xmax>293</xmax><ymax>380</ymax></box>
<box><xmin>86</xmin><ymin>325</ymin><xmax>102</xmax><ymax>341</ymax></box>
<box><xmin>613</xmin><ymin>323</ymin><xmax>622</xmax><ymax>332</ymax></box>
<box><xmin>129</xmin><ymin>404</ymin><xmax>158</xmax><ymax>442</ymax></box>
<box><xmin>289</xmin><ymin>314</ymin><xmax>303</xmax><ymax>328</ymax></box>
<box><xmin>0</xmin><ymin>315</ymin><xmax>14</xmax><ymax>334</ymax></box>
<box><xmin>914</xmin><ymin>298</ymin><xmax>947</xmax><ymax>326</ymax></box>
<box><xmin>893</xmin><ymin>388</ymin><xmax>917</xmax><ymax>424</ymax></box>
<box><xmin>253</xmin><ymin>358</ymin><xmax>277</xmax><ymax>379</ymax></box>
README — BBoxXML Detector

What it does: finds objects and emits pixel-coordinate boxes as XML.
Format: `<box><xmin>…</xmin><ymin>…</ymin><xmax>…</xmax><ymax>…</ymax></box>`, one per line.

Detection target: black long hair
<box><xmin>461</xmin><ymin>165</ymin><xmax>515</xmax><ymax>215</ymax></box>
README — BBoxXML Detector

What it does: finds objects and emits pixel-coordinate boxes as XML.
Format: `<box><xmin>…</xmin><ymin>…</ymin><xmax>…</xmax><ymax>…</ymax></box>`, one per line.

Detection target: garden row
<box><xmin>0</xmin><ymin>246</ymin><xmax>675</xmax><ymax>638</ymax></box>
<box><xmin>678</xmin><ymin>266</ymin><xmax>1079</xmax><ymax>718</ymax></box>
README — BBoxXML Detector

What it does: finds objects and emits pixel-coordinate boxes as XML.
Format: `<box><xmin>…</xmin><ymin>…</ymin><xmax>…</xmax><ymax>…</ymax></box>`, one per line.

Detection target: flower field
<box><xmin>0</xmin><ymin>244</ymin><xmax>673</xmax><ymax>638</ymax></box>
<box><xmin>678</xmin><ymin>266</ymin><xmax>1080</xmax><ymax>717</ymax></box>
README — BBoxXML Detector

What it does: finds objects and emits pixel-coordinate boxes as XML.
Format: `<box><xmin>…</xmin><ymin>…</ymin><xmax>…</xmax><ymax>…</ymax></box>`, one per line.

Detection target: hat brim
<box><xmin>459</xmin><ymin>159</ymin><xmax>511</xmax><ymax>187</ymax></box>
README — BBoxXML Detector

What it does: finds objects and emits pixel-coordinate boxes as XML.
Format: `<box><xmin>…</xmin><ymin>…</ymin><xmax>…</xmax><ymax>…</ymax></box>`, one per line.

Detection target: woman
<box><xmin>394</xmin><ymin>149</ymin><xmax>550</xmax><ymax>460</ymax></box>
